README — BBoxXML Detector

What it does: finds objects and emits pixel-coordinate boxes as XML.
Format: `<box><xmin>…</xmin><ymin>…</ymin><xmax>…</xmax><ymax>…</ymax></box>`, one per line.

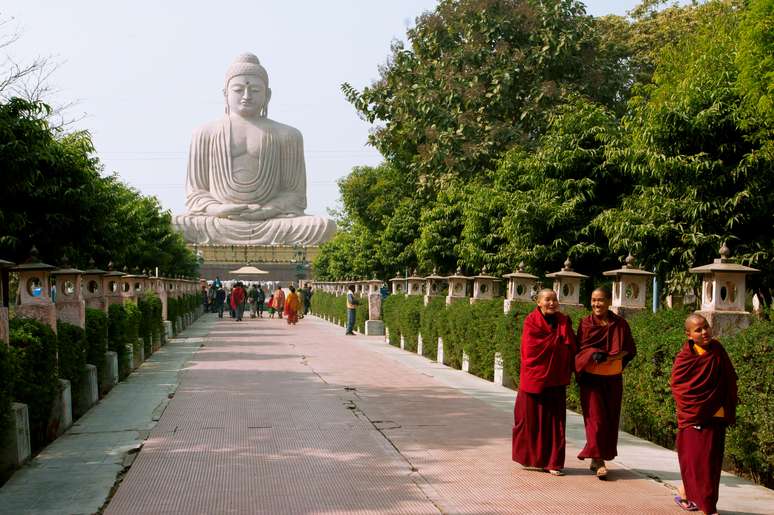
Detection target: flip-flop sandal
<box><xmin>547</xmin><ymin>469</ymin><xmax>565</xmax><ymax>476</ymax></box>
<box><xmin>674</xmin><ymin>496</ymin><xmax>699</xmax><ymax>511</ymax></box>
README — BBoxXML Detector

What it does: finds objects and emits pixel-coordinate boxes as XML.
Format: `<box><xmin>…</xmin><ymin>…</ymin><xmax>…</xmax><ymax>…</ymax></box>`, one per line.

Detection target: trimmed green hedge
<box><xmin>379</xmin><ymin>294</ymin><xmax>774</xmax><ymax>487</ymax></box>
<box><xmin>0</xmin><ymin>342</ymin><xmax>16</xmax><ymax>449</ymax></box>
<box><xmin>107</xmin><ymin>304</ymin><xmax>130</xmax><ymax>379</ymax></box>
<box><xmin>85</xmin><ymin>308</ymin><xmax>108</xmax><ymax>379</ymax></box>
<box><xmin>56</xmin><ymin>321</ymin><xmax>87</xmax><ymax>393</ymax></box>
<box><xmin>8</xmin><ymin>317</ymin><xmax>58</xmax><ymax>451</ymax></box>
<box><xmin>310</xmin><ymin>291</ymin><xmax>369</xmax><ymax>332</ymax></box>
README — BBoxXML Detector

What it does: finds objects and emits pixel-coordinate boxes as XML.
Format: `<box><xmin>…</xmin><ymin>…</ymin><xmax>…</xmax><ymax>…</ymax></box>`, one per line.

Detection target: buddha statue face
<box><xmin>225</xmin><ymin>74</ymin><xmax>270</xmax><ymax>118</ymax></box>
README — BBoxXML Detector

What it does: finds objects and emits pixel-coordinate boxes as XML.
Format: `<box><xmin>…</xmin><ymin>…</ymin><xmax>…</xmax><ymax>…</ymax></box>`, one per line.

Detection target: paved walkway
<box><xmin>1</xmin><ymin>313</ymin><xmax>772</xmax><ymax>514</ymax></box>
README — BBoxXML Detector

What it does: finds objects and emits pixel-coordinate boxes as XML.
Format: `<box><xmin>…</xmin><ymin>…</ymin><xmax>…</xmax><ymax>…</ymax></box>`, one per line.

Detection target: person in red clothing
<box><xmin>575</xmin><ymin>287</ymin><xmax>636</xmax><ymax>479</ymax></box>
<box><xmin>230</xmin><ymin>282</ymin><xmax>247</xmax><ymax>321</ymax></box>
<box><xmin>512</xmin><ymin>288</ymin><xmax>577</xmax><ymax>476</ymax></box>
<box><xmin>671</xmin><ymin>313</ymin><xmax>737</xmax><ymax>515</ymax></box>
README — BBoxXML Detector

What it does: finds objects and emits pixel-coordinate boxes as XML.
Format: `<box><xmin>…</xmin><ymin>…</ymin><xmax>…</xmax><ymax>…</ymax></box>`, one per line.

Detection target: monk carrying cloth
<box><xmin>574</xmin><ymin>288</ymin><xmax>636</xmax><ymax>479</ymax></box>
<box><xmin>671</xmin><ymin>314</ymin><xmax>738</xmax><ymax>514</ymax></box>
<box><xmin>512</xmin><ymin>289</ymin><xmax>576</xmax><ymax>476</ymax></box>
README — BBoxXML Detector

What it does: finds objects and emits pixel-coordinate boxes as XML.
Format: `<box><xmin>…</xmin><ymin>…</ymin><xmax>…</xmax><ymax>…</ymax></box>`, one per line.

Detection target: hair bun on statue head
<box><xmin>224</xmin><ymin>52</ymin><xmax>269</xmax><ymax>88</ymax></box>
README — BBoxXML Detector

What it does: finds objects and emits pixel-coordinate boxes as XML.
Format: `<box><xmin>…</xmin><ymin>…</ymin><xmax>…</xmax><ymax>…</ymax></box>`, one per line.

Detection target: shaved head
<box><xmin>684</xmin><ymin>313</ymin><xmax>708</xmax><ymax>331</ymax></box>
<box><xmin>536</xmin><ymin>288</ymin><xmax>556</xmax><ymax>302</ymax></box>
<box><xmin>592</xmin><ymin>287</ymin><xmax>611</xmax><ymax>300</ymax></box>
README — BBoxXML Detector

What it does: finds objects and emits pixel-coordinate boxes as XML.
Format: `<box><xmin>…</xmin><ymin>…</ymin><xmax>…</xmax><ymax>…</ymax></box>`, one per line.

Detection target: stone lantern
<box><xmin>119</xmin><ymin>267</ymin><xmax>139</xmax><ymax>303</ymax></box>
<box><xmin>546</xmin><ymin>258</ymin><xmax>588</xmax><ymax>309</ymax></box>
<box><xmin>390</xmin><ymin>273</ymin><xmax>406</xmax><ymax>295</ymax></box>
<box><xmin>502</xmin><ymin>262</ymin><xmax>539</xmax><ymax>314</ymax></box>
<box><xmin>471</xmin><ymin>267</ymin><xmax>502</xmax><ymax>304</ymax></box>
<box><xmin>150</xmin><ymin>270</ymin><xmax>169</xmax><ymax>322</ymax></box>
<box><xmin>424</xmin><ymin>268</ymin><xmax>448</xmax><ymax>306</ymax></box>
<box><xmin>11</xmin><ymin>248</ymin><xmax>57</xmax><ymax>333</ymax></box>
<box><xmin>602</xmin><ymin>254</ymin><xmax>654</xmax><ymax>318</ymax></box>
<box><xmin>102</xmin><ymin>263</ymin><xmax>125</xmax><ymax>307</ymax></box>
<box><xmin>51</xmin><ymin>257</ymin><xmax>86</xmax><ymax>328</ymax></box>
<box><xmin>82</xmin><ymin>260</ymin><xmax>107</xmax><ymax>312</ymax></box>
<box><xmin>365</xmin><ymin>278</ymin><xmax>385</xmax><ymax>336</ymax></box>
<box><xmin>0</xmin><ymin>258</ymin><xmax>15</xmax><ymax>345</ymax></box>
<box><xmin>689</xmin><ymin>244</ymin><xmax>759</xmax><ymax>337</ymax></box>
<box><xmin>446</xmin><ymin>268</ymin><xmax>472</xmax><ymax>305</ymax></box>
<box><xmin>406</xmin><ymin>270</ymin><xmax>425</xmax><ymax>297</ymax></box>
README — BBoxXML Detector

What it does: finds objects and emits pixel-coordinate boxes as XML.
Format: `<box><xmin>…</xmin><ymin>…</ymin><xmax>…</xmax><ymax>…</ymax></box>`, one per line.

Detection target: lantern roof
<box><xmin>11</xmin><ymin>246</ymin><xmax>56</xmax><ymax>272</ymax></box>
<box><xmin>603</xmin><ymin>254</ymin><xmax>655</xmax><ymax>277</ymax></box>
<box><xmin>689</xmin><ymin>244</ymin><xmax>759</xmax><ymax>274</ymax></box>
<box><xmin>447</xmin><ymin>267</ymin><xmax>472</xmax><ymax>280</ymax></box>
<box><xmin>546</xmin><ymin>258</ymin><xmax>588</xmax><ymax>279</ymax></box>
<box><xmin>503</xmin><ymin>262</ymin><xmax>538</xmax><ymax>280</ymax></box>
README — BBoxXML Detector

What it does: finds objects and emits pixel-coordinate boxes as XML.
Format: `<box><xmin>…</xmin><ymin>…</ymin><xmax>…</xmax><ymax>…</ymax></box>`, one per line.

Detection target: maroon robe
<box><xmin>575</xmin><ymin>313</ymin><xmax>636</xmax><ymax>461</ymax></box>
<box><xmin>512</xmin><ymin>308</ymin><xmax>576</xmax><ymax>469</ymax></box>
<box><xmin>671</xmin><ymin>340</ymin><xmax>738</xmax><ymax>515</ymax></box>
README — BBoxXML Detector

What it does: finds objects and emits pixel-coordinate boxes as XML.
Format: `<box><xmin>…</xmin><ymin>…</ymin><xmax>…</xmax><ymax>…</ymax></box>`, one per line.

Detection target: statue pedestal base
<box><xmin>365</xmin><ymin>320</ymin><xmax>385</xmax><ymax>336</ymax></box>
<box><xmin>192</xmin><ymin>244</ymin><xmax>321</xmax><ymax>283</ymax></box>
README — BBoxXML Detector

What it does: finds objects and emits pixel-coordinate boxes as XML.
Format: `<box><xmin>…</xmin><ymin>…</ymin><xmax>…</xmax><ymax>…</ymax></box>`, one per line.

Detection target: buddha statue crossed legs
<box><xmin>173</xmin><ymin>53</ymin><xmax>336</xmax><ymax>245</ymax></box>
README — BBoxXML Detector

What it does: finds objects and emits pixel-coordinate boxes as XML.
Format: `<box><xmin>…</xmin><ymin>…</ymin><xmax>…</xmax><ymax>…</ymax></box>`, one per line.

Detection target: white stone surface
<box><xmin>56</xmin><ymin>379</ymin><xmax>73</xmax><ymax>436</ymax></box>
<box><xmin>172</xmin><ymin>53</ymin><xmax>335</xmax><ymax>245</ymax></box>
<box><xmin>437</xmin><ymin>337</ymin><xmax>444</xmax><ymax>365</ymax></box>
<box><xmin>417</xmin><ymin>333</ymin><xmax>423</xmax><ymax>355</ymax></box>
<box><xmin>364</xmin><ymin>320</ymin><xmax>384</xmax><ymax>336</ymax></box>
<box><xmin>462</xmin><ymin>351</ymin><xmax>470</xmax><ymax>373</ymax></box>
<box><xmin>0</xmin><ymin>403</ymin><xmax>31</xmax><ymax>468</ymax></box>
<box><xmin>102</xmin><ymin>351</ymin><xmax>119</xmax><ymax>391</ymax></box>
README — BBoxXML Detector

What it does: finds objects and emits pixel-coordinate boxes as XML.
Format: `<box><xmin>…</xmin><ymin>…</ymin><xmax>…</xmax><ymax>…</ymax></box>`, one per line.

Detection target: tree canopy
<box><xmin>0</xmin><ymin>98</ymin><xmax>197</xmax><ymax>276</ymax></box>
<box><xmin>316</xmin><ymin>0</ymin><xmax>773</xmax><ymax>298</ymax></box>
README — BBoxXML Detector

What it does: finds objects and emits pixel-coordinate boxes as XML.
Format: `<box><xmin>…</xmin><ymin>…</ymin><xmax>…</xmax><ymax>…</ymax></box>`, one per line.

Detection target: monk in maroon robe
<box><xmin>671</xmin><ymin>314</ymin><xmax>737</xmax><ymax>515</ymax></box>
<box><xmin>575</xmin><ymin>287</ymin><xmax>636</xmax><ymax>479</ymax></box>
<box><xmin>512</xmin><ymin>289</ymin><xmax>576</xmax><ymax>475</ymax></box>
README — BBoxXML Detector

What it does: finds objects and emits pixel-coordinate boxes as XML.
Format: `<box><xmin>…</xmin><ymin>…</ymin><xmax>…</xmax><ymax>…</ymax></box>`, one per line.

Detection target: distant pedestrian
<box><xmin>255</xmin><ymin>283</ymin><xmax>266</xmax><ymax>317</ymax></box>
<box><xmin>304</xmin><ymin>284</ymin><xmax>313</xmax><ymax>316</ymax></box>
<box><xmin>267</xmin><ymin>295</ymin><xmax>275</xmax><ymax>318</ymax></box>
<box><xmin>273</xmin><ymin>287</ymin><xmax>285</xmax><ymax>319</ymax></box>
<box><xmin>671</xmin><ymin>313</ymin><xmax>737</xmax><ymax>515</ymax></box>
<box><xmin>284</xmin><ymin>285</ymin><xmax>300</xmax><ymax>325</ymax></box>
<box><xmin>215</xmin><ymin>286</ymin><xmax>226</xmax><ymax>318</ymax></box>
<box><xmin>231</xmin><ymin>282</ymin><xmax>246</xmax><ymax>321</ymax></box>
<box><xmin>345</xmin><ymin>284</ymin><xmax>359</xmax><ymax>335</ymax></box>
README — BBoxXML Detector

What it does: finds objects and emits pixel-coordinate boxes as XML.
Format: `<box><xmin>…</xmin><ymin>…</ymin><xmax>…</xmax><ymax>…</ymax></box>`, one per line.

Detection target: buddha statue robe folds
<box><xmin>172</xmin><ymin>53</ymin><xmax>336</xmax><ymax>245</ymax></box>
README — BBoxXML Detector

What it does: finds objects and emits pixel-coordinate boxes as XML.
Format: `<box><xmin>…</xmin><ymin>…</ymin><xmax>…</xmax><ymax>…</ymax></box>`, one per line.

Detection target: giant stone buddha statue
<box><xmin>173</xmin><ymin>53</ymin><xmax>336</xmax><ymax>244</ymax></box>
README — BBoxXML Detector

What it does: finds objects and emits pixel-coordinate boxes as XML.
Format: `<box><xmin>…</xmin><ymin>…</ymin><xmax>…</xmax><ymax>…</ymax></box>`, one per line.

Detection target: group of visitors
<box><xmin>513</xmin><ymin>287</ymin><xmax>737</xmax><ymax>515</ymax></box>
<box><xmin>200</xmin><ymin>278</ymin><xmax>314</xmax><ymax>327</ymax></box>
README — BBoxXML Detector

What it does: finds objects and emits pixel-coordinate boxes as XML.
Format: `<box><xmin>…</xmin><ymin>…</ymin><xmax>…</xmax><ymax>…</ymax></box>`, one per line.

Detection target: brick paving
<box><xmin>104</xmin><ymin>315</ymin><xmax>683</xmax><ymax>514</ymax></box>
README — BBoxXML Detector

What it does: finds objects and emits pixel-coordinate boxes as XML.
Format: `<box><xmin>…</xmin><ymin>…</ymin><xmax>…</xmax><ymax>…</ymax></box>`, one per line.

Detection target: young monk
<box><xmin>512</xmin><ymin>289</ymin><xmax>577</xmax><ymax>476</ymax></box>
<box><xmin>671</xmin><ymin>314</ymin><xmax>738</xmax><ymax>514</ymax></box>
<box><xmin>575</xmin><ymin>287</ymin><xmax>636</xmax><ymax>479</ymax></box>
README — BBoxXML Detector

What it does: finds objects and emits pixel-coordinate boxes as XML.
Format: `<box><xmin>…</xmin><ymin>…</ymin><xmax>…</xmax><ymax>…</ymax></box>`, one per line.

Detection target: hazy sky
<box><xmin>3</xmin><ymin>1</ymin><xmax>645</xmax><ymax>218</ymax></box>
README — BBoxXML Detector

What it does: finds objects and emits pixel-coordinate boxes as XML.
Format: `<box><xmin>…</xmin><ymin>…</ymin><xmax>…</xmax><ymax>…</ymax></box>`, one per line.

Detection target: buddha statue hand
<box><xmin>228</xmin><ymin>205</ymin><xmax>282</xmax><ymax>221</ymax></box>
<box><xmin>206</xmin><ymin>203</ymin><xmax>249</xmax><ymax>218</ymax></box>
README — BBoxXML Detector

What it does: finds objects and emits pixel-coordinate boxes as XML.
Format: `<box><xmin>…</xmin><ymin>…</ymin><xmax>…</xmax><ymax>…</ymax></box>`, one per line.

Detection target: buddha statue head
<box><xmin>223</xmin><ymin>53</ymin><xmax>272</xmax><ymax>119</ymax></box>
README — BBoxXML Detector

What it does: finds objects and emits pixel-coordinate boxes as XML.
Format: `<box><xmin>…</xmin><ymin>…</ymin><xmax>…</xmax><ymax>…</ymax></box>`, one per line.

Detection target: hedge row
<box><xmin>309</xmin><ymin>291</ymin><xmax>369</xmax><ymax>333</ymax></box>
<box><xmin>1</xmin><ymin>292</ymin><xmax>195</xmax><ymax>460</ymax></box>
<box><xmin>375</xmin><ymin>294</ymin><xmax>773</xmax><ymax>488</ymax></box>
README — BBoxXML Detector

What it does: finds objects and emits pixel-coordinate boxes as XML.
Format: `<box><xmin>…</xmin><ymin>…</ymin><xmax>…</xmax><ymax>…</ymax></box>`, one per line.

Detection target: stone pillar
<box><xmin>100</xmin><ymin>351</ymin><xmax>119</xmax><ymax>396</ymax></box>
<box><xmin>0</xmin><ymin>259</ymin><xmax>15</xmax><ymax>345</ymax></box>
<box><xmin>53</xmin><ymin>379</ymin><xmax>73</xmax><ymax>437</ymax></box>
<box><xmin>437</xmin><ymin>337</ymin><xmax>444</xmax><ymax>365</ymax></box>
<box><xmin>417</xmin><ymin>333</ymin><xmax>423</xmax><ymax>355</ymax></box>
<box><xmin>365</xmin><ymin>292</ymin><xmax>385</xmax><ymax>336</ymax></box>
<box><xmin>546</xmin><ymin>258</ymin><xmax>587</xmax><ymax>309</ymax></box>
<box><xmin>494</xmin><ymin>352</ymin><xmax>514</xmax><ymax>388</ymax></box>
<box><xmin>462</xmin><ymin>350</ymin><xmax>470</xmax><ymax>372</ymax></box>
<box><xmin>74</xmin><ymin>364</ymin><xmax>98</xmax><ymax>417</ymax></box>
<box><xmin>52</xmin><ymin>259</ymin><xmax>86</xmax><ymax>328</ymax></box>
<box><xmin>0</xmin><ymin>403</ymin><xmax>31</xmax><ymax>469</ymax></box>
<box><xmin>120</xmin><ymin>271</ymin><xmax>138</xmax><ymax>304</ymax></box>
<box><xmin>603</xmin><ymin>254</ymin><xmax>654</xmax><ymax>318</ymax></box>
<box><xmin>689</xmin><ymin>244</ymin><xmax>759</xmax><ymax>338</ymax></box>
<box><xmin>503</xmin><ymin>263</ymin><xmax>538</xmax><ymax>314</ymax></box>
<box><xmin>11</xmin><ymin>249</ymin><xmax>57</xmax><ymax>333</ymax></box>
